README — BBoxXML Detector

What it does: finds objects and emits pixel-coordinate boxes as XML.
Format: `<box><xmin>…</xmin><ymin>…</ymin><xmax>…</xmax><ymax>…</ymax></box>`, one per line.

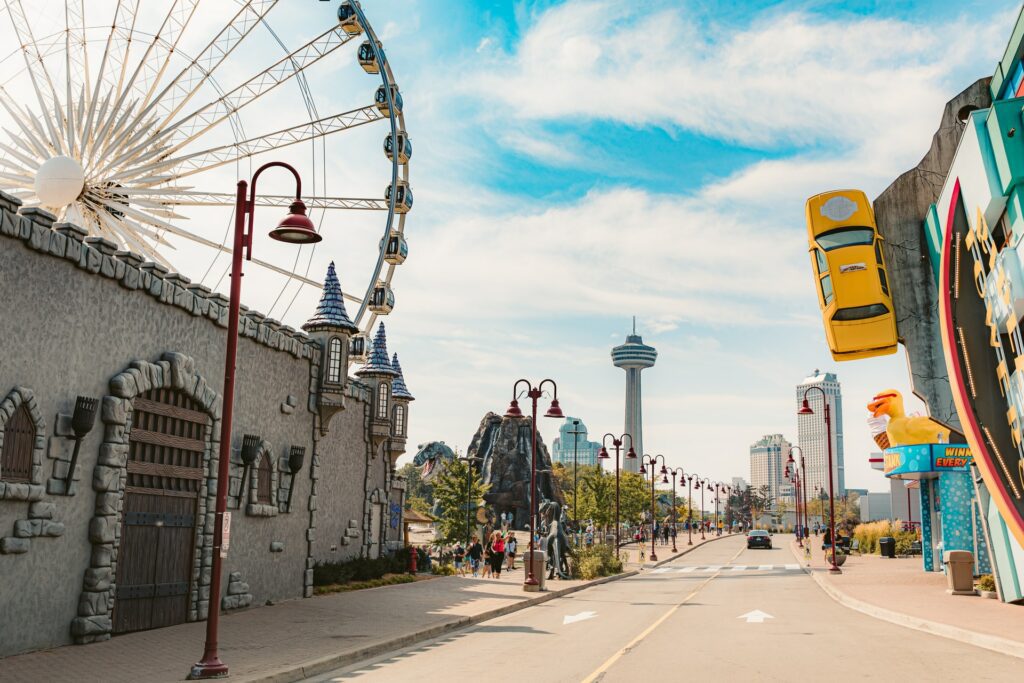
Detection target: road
<box><xmin>308</xmin><ymin>534</ymin><xmax>1018</xmax><ymax>682</ymax></box>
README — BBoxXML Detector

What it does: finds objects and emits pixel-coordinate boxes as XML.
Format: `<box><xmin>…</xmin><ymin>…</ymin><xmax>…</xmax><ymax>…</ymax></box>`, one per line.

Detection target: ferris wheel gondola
<box><xmin>0</xmin><ymin>0</ymin><xmax>410</xmax><ymax>367</ymax></box>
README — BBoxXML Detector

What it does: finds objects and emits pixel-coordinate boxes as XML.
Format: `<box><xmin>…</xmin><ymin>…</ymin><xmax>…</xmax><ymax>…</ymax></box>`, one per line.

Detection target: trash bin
<box><xmin>943</xmin><ymin>550</ymin><xmax>975</xmax><ymax>595</ymax></box>
<box><xmin>523</xmin><ymin>550</ymin><xmax>547</xmax><ymax>592</ymax></box>
<box><xmin>879</xmin><ymin>536</ymin><xmax>895</xmax><ymax>558</ymax></box>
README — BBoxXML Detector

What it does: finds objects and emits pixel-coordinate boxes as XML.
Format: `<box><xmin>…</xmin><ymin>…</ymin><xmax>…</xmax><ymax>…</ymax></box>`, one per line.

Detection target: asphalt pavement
<box><xmin>308</xmin><ymin>534</ymin><xmax>1019</xmax><ymax>682</ymax></box>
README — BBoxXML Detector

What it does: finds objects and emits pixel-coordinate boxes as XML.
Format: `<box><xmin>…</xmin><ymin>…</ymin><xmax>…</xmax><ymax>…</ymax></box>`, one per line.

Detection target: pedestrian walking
<box><xmin>490</xmin><ymin>531</ymin><xmax>506</xmax><ymax>578</ymax></box>
<box><xmin>482</xmin><ymin>537</ymin><xmax>493</xmax><ymax>579</ymax></box>
<box><xmin>506</xmin><ymin>533</ymin><xmax>518</xmax><ymax>570</ymax></box>
<box><xmin>454</xmin><ymin>543</ymin><xmax>466</xmax><ymax>576</ymax></box>
<box><xmin>468</xmin><ymin>536</ymin><xmax>483</xmax><ymax>578</ymax></box>
<box><xmin>662</xmin><ymin>525</ymin><xmax>669</xmax><ymax>544</ymax></box>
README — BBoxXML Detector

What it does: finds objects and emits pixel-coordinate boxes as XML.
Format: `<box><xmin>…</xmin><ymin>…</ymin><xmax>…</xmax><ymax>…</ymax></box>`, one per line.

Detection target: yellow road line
<box><xmin>581</xmin><ymin>545</ymin><xmax>745</xmax><ymax>683</ymax></box>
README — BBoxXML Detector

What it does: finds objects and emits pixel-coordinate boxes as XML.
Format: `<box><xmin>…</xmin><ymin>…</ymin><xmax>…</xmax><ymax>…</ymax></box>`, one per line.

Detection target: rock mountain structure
<box><xmin>466</xmin><ymin>412</ymin><xmax>562</xmax><ymax>530</ymax></box>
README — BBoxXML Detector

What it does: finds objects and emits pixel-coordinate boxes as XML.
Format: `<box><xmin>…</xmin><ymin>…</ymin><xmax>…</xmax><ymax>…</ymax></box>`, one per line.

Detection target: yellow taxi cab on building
<box><xmin>805</xmin><ymin>189</ymin><xmax>898</xmax><ymax>361</ymax></box>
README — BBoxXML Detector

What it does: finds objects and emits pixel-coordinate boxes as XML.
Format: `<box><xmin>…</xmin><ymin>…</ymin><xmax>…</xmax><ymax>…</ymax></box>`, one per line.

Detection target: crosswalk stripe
<box><xmin>705</xmin><ymin>565</ymin><xmax>722</xmax><ymax>571</ymax></box>
<box><xmin>758</xmin><ymin>565</ymin><xmax>773</xmax><ymax>571</ymax></box>
<box><xmin>666</xmin><ymin>564</ymin><xmax>806</xmax><ymax>573</ymax></box>
<box><xmin>678</xmin><ymin>566</ymin><xmax>698</xmax><ymax>573</ymax></box>
<box><xmin>785</xmin><ymin>564</ymin><xmax>800</xmax><ymax>570</ymax></box>
<box><xmin>651</xmin><ymin>568</ymin><xmax>671</xmax><ymax>574</ymax></box>
<box><xmin>730</xmin><ymin>565</ymin><xmax>747</xmax><ymax>571</ymax></box>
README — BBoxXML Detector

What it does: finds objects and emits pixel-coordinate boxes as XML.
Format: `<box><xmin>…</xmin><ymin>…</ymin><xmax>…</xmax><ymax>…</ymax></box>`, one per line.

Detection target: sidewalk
<box><xmin>0</xmin><ymin>534</ymin><xmax>728</xmax><ymax>683</ymax></box>
<box><xmin>791</xmin><ymin>538</ymin><xmax>1024</xmax><ymax>660</ymax></box>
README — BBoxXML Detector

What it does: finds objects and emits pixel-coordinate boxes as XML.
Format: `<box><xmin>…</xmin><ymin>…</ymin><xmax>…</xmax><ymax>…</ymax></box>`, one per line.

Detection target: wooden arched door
<box><xmin>113</xmin><ymin>388</ymin><xmax>209</xmax><ymax>634</ymax></box>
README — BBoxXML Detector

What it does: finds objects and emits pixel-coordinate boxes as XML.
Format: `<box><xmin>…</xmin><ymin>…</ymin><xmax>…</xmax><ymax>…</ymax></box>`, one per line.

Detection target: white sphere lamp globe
<box><xmin>34</xmin><ymin>155</ymin><xmax>85</xmax><ymax>208</ymax></box>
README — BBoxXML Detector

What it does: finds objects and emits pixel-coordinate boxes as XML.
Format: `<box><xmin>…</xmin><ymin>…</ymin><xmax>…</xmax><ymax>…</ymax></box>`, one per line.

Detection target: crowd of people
<box><xmin>450</xmin><ymin>530</ymin><xmax>519</xmax><ymax>578</ymax></box>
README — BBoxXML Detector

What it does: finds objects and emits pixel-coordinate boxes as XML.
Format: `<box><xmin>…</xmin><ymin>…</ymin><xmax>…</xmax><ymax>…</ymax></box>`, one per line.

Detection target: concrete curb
<box><xmin>789</xmin><ymin>541</ymin><xmax>1024</xmax><ymax>661</ymax></box>
<box><xmin>245</xmin><ymin>569</ymin><xmax>638</xmax><ymax>683</ymax></box>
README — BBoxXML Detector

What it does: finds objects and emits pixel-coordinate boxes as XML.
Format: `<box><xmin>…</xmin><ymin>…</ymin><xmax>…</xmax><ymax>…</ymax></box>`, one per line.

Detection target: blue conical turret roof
<box><xmin>390</xmin><ymin>353</ymin><xmax>414</xmax><ymax>401</ymax></box>
<box><xmin>302</xmin><ymin>262</ymin><xmax>359</xmax><ymax>333</ymax></box>
<box><xmin>356</xmin><ymin>322</ymin><xmax>397</xmax><ymax>377</ymax></box>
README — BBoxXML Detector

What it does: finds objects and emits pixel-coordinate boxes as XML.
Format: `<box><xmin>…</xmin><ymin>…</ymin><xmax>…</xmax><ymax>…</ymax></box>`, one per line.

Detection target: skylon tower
<box><xmin>611</xmin><ymin>318</ymin><xmax>657</xmax><ymax>473</ymax></box>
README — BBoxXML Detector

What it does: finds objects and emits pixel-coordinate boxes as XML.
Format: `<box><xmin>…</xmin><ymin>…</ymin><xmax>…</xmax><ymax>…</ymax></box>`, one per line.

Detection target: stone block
<box><xmin>269</xmin><ymin>541</ymin><xmax>284</xmax><ymax>553</ymax></box>
<box><xmin>77</xmin><ymin>591</ymin><xmax>110</xmax><ymax>617</ymax></box>
<box><xmin>91</xmin><ymin>544</ymin><xmax>113</xmax><ymax>567</ymax></box>
<box><xmin>83</xmin><ymin>567</ymin><xmax>112</xmax><ymax>592</ymax></box>
<box><xmin>340</xmin><ymin>536</ymin><xmax>350</xmax><ymax>546</ymax></box>
<box><xmin>197</xmin><ymin>603</ymin><xmax>209</xmax><ymax>621</ymax></box>
<box><xmin>54</xmin><ymin>221</ymin><xmax>87</xmax><ymax>241</ymax></box>
<box><xmin>70</xmin><ymin>615</ymin><xmax>111</xmax><ymax>638</ymax></box>
<box><xmin>228</xmin><ymin>571</ymin><xmax>242</xmax><ymax>582</ymax></box>
<box><xmin>28</xmin><ymin>222</ymin><xmax>51</xmax><ymax>252</ymax></box>
<box><xmin>304</xmin><ymin>569</ymin><xmax>313</xmax><ymax>586</ymax></box>
<box><xmin>83</xmin><ymin>245</ymin><xmax>103</xmax><ymax>274</ymax></box>
<box><xmin>100</xmin><ymin>396</ymin><xmax>129</xmax><ymax>425</ymax></box>
<box><xmin>84</xmin><ymin>235</ymin><xmax>118</xmax><ymax>256</ymax></box>
<box><xmin>47</xmin><ymin>229</ymin><xmax>67</xmax><ymax>258</ymax></box>
<box><xmin>99</xmin><ymin>254</ymin><xmax>118</xmax><ymax>279</ymax></box>
<box><xmin>103</xmin><ymin>422</ymin><xmax>130</xmax><ymax>445</ymax></box>
<box><xmin>93</xmin><ymin>465</ymin><xmax>121</xmax><ymax>493</ymax></box>
<box><xmin>29</xmin><ymin>501</ymin><xmax>55</xmax><ymax>519</ymax></box>
<box><xmin>109</xmin><ymin>372</ymin><xmax>139</xmax><ymax>399</ymax></box>
<box><xmin>0</xmin><ymin>188</ymin><xmax>23</xmax><ymax>212</ymax></box>
<box><xmin>0</xmin><ymin>211</ymin><xmax>20</xmax><ymax>237</ymax></box>
<box><xmin>42</xmin><ymin>521</ymin><xmax>65</xmax><ymax>537</ymax></box>
<box><xmin>306</xmin><ymin>529</ymin><xmax>315</xmax><ymax>542</ymax></box>
<box><xmin>0</xmin><ymin>537</ymin><xmax>29</xmax><ymax>554</ymax></box>
<box><xmin>20</xmin><ymin>206</ymin><xmax>56</xmax><ymax>229</ymax></box>
<box><xmin>89</xmin><ymin>517</ymin><xmax>116</xmax><ymax>544</ymax></box>
<box><xmin>46</xmin><ymin>479</ymin><xmax>68</xmax><ymax>496</ymax></box>
<box><xmin>304</xmin><ymin>585</ymin><xmax>314</xmax><ymax>598</ymax></box>
<box><xmin>98</xmin><ymin>443</ymin><xmax>129</xmax><ymax>468</ymax></box>
<box><xmin>221</xmin><ymin>595</ymin><xmax>240</xmax><ymax>610</ymax></box>
<box><xmin>0</xmin><ymin>483</ymin><xmax>45</xmax><ymax>501</ymax></box>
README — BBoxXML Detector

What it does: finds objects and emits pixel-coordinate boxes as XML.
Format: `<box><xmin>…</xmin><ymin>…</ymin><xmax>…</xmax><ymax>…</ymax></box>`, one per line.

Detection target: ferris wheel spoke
<box><xmin>120</xmin><ymin>105</ymin><xmax>383</xmax><ymax>183</ymax></box>
<box><xmin>82</xmin><ymin>0</ymin><xmax>138</xmax><ymax>164</ymax></box>
<box><xmin>0</xmin><ymin>95</ymin><xmax>51</xmax><ymax>160</ymax></box>
<box><xmin>5</xmin><ymin>0</ymin><xmax>66</xmax><ymax>154</ymax></box>
<box><xmin>0</xmin><ymin>138</ymin><xmax>39</xmax><ymax>170</ymax></box>
<box><xmin>132</xmin><ymin>0</ymin><xmax>279</xmax><ymax>137</ymax></box>
<box><xmin>157</xmin><ymin>191</ymin><xmax>388</xmax><ymax>211</ymax></box>
<box><xmin>155</xmin><ymin>26</ymin><xmax>358</xmax><ymax>155</ymax></box>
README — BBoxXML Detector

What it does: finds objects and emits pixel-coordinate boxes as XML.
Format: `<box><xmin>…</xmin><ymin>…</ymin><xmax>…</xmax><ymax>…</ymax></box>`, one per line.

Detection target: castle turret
<box><xmin>356</xmin><ymin>322</ymin><xmax>397</xmax><ymax>450</ymax></box>
<box><xmin>303</xmin><ymin>261</ymin><xmax>359</xmax><ymax>432</ymax></box>
<box><xmin>388</xmin><ymin>352</ymin><xmax>414</xmax><ymax>460</ymax></box>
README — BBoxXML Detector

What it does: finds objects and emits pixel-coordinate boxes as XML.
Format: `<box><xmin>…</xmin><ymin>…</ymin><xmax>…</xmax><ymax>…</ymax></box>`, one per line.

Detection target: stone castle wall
<box><xmin>0</xmin><ymin>194</ymin><xmax>400</xmax><ymax>656</ymax></box>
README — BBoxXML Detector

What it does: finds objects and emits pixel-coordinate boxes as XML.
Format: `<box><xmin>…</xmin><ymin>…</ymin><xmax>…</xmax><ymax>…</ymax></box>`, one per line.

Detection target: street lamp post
<box><xmin>668</xmin><ymin>468</ymin><xmax>684</xmax><ymax>553</ymax></box>
<box><xmin>191</xmin><ymin>162</ymin><xmax>320</xmax><ymax>680</ymax></box>
<box><xmin>785</xmin><ymin>462</ymin><xmax>802</xmax><ymax>547</ymax></box>
<box><xmin>799</xmin><ymin>387</ymin><xmax>841</xmax><ymax>574</ymax></box>
<box><xmin>790</xmin><ymin>446</ymin><xmax>809</xmax><ymax>541</ymax></box>
<box><xmin>504</xmin><ymin>379</ymin><xmax>564</xmax><ymax>590</ymax></box>
<box><xmin>639</xmin><ymin>454</ymin><xmax>666</xmax><ymax>561</ymax></box>
<box><xmin>566</xmin><ymin>419</ymin><xmax>586</xmax><ymax>530</ymax></box>
<box><xmin>459</xmin><ymin>455</ymin><xmax>484</xmax><ymax>551</ymax></box>
<box><xmin>597</xmin><ymin>433</ymin><xmax>636</xmax><ymax>551</ymax></box>
<box><xmin>696</xmin><ymin>477</ymin><xmax>708</xmax><ymax>540</ymax></box>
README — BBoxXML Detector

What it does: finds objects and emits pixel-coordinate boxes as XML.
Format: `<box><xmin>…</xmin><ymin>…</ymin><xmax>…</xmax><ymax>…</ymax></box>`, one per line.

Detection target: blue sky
<box><xmin>3</xmin><ymin>0</ymin><xmax>1016</xmax><ymax>492</ymax></box>
<box><xmin>367</xmin><ymin>0</ymin><xmax>1020</xmax><ymax>492</ymax></box>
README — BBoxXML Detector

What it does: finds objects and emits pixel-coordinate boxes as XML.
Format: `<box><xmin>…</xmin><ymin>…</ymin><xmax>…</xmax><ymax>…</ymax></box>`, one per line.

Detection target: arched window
<box><xmin>327</xmin><ymin>338</ymin><xmax>343</xmax><ymax>384</ymax></box>
<box><xmin>1</xmin><ymin>403</ymin><xmax>35</xmax><ymax>483</ymax></box>
<box><xmin>393</xmin><ymin>405</ymin><xmax>405</xmax><ymax>436</ymax></box>
<box><xmin>256</xmin><ymin>453</ymin><xmax>273</xmax><ymax>504</ymax></box>
<box><xmin>377</xmin><ymin>382</ymin><xmax>389</xmax><ymax>418</ymax></box>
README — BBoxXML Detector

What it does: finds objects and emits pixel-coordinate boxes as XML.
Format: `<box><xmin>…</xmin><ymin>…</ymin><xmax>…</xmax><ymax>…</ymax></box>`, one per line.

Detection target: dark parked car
<box><xmin>747</xmin><ymin>530</ymin><xmax>772</xmax><ymax>549</ymax></box>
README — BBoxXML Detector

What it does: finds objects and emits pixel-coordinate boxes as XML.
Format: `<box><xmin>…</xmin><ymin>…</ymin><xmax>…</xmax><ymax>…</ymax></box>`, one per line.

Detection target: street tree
<box><xmin>431</xmin><ymin>459</ymin><xmax>490</xmax><ymax>546</ymax></box>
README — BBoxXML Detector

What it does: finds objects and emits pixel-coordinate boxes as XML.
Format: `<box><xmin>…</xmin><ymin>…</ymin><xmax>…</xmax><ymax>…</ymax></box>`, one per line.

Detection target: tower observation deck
<box><xmin>611</xmin><ymin>319</ymin><xmax>657</xmax><ymax>473</ymax></box>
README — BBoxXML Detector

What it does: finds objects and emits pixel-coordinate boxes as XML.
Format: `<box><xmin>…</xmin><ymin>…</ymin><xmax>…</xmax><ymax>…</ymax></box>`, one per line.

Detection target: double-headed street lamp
<box><xmin>686</xmin><ymin>473</ymin><xmax>698</xmax><ymax>544</ymax></box>
<box><xmin>799</xmin><ymin>387</ymin><xmax>841</xmax><ymax>574</ymax></box>
<box><xmin>192</xmin><ymin>161</ymin><xmax>320</xmax><ymax>680</ymax></box>
<box><xmin>667</xmin><ymin>467</ymin><xmax>685</xmax><ymax>552</ymax></box>
<box><xmin>713</xmin><ymin>483</ymin><xmax>729</xmax><ymax>536</ymax></box>
<box><xmin>784</xmin><ymin>462</ymin><xmax>803</xmax><ymax>547</ymax></box>
<box><xmin>639</xmin><ymin>454</ymin><xmax>666</xmax><ymax>561</ymax></box>
<box><xmin>789</xmin><ymin>446</ymin><xmax>809</xmax><ymax>541</ymax></box>
<box><xmin>694</xmin><ymin>476</ymin><xmax>709</xmax><ymax>539</ymax></box>
<box><xmin>504</xmin><ymin>379</ymin><xmax>564</xmax><ymax>590</ymax></box>
<box><xmin>597</xmin><ymin>433</ymin><xmax>636</xmax><ymax>550</ymax></box>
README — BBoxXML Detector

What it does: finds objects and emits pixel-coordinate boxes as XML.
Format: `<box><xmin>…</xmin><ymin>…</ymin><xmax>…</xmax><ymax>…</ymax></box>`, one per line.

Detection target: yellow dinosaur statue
<box><xmin>867</xmin><ymin>389</ymin><xmax>951</xmax><ymax>446</ymax></box>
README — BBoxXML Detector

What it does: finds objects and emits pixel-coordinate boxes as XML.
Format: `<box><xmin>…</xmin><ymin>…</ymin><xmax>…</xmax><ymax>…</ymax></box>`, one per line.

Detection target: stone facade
<box><xmin>0</xmin><ymin>195</ymin><xmax>407</xmax><ymax>656</ymax></box>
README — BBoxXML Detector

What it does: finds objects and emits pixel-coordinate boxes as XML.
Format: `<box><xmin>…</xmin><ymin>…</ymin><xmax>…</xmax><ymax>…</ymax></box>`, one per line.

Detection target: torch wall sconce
<box><xmin>64</xmin><ymin>396</ymin><xmax>98</xmax><ymax>494</ymax></box>
<box><xmin>238</xmin><ymin>434</ymin><xmax>262</xmax><ymax>507</ymax></box>
<box><xmin>285</xmin><ymin>446</ymin><xmax>306</xmax><ymax>513</ymax></box>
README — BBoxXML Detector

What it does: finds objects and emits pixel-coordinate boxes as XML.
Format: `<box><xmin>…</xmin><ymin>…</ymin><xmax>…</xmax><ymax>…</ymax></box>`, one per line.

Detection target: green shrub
<box><xmin>893</xmin><ymin>530</ymin><xmax>918</xmax><ymax>555</ymax></box>
<box><xmin>570</xmin><ymin>543</ymin><xmax>623</xmax><ymax>580</ymax></box>
<box><xmin>977</xmin><ymin>574</ymin><xmax>996</xmax><ymax>592</ymax></box>
<box><xmin>432</xmin><ymin>562</ymin><xmax>457</xmax><ymax>576</ymax></box>
<box><xmin>314</xmin><ymin>574</ymin><xmax>416</xmax><ymax>595</ymax></box>
<box><xmin>313</xmin><ymin>547</ymin><xmax>415</xmax><ymax>586</ymax></box>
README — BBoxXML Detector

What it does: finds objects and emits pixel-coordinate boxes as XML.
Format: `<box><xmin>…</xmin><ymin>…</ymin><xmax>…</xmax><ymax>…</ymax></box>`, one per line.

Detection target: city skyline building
<box><xmin>611</xmin><ymin>319</ymin><xmax>657</xmax><ymax>473</ymax></box>
<box><xmin>749</xmin><ymin>434</ymin><xmax>791</xmax><ymax>506</ymax></box>
<box><xmin>796</xmin><ymin>369</ymin><xmax>846</xmax><ymax>500</ymax></box>
<box><xmin>551</xmin><ymin>417</ymin><xmax>602</xmax><ymax>468</ymax></box>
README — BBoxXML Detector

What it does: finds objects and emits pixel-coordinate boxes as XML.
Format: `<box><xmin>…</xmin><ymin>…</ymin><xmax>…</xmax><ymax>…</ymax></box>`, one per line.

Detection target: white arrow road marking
<box><xmin>738</xmin><ymin>610</ymin><xmax>774</xmax><ymax>624</ymax></box>
<box><xmin>758</xmin><ymin>565</ymin><xmax>774</xmax><ymax>571</ymax></box>
<box><xmin>730</xmin><ymin>565</ymin><xmax>747</xmax><ymax>571</ymax></box>
<box><xmin>564</xmin><ymin>611</ymin><xmax>598</xmax><ymax>625</ymax></box>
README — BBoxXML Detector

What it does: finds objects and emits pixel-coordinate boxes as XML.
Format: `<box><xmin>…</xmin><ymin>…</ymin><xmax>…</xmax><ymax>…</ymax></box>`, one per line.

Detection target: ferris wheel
<box><xmin>0</xmin><ymin>0</ymin><xmax>410</xmax><ymax>361</ymax></box>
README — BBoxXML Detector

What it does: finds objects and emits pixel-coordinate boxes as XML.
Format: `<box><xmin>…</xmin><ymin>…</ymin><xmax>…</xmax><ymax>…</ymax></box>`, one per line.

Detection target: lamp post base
<box><xmin>189</xmin><ymin>659</ymin><xmax>229</xmax><ymax>680</ymax></box>
<box><xmin>829</xmin><ymin>566</ymin><xmax>842</xmax><ymax>574</ymax></box>
<box><xmin>649</xmin><ymin>552</ymin><xmax>658</xmax><ymax>562</ymax></box>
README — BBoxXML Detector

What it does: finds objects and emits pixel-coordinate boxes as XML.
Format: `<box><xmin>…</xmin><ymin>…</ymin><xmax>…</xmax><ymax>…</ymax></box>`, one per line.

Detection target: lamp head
<box><xmin>661</xmin><ymin>474</ymin><xmax>669</xmax><ymax>484</ymax></box>
<box><xmin>798</xmin><ymin>399</ymin><xmax>814</xmax><ymax>415</ymax></box>
<box><xmin>269</xmin><ymin>199</ymin><xmax>321</xmax><ymax>244</ymax></box>
<box><xmin>544</xmin><ymin>398</ymin><xmax>564</xmax><ymax>419</ymax></box>
<box><xmin>625</xmin><ymin>446</ymin><xmax>637</xmax><ymax>459</ymax></box>
<box><xmin>504</xmin><ymin>399</ymin><xmax>523</xmax><ymax>418</ymax></box>
<box><xmin>659</xmin><ymin>464</ymin><xmax>667</xmax><ymax>475</ymax></box>
<box><xmin>638</xmin><ymin>463</ymin><xmax>647</xmax><ymax>475</ymax></box>
<box><xmin>597</xmin><ymin>446</ymin><xmax>610</xmax><ymax>460</ymax></box>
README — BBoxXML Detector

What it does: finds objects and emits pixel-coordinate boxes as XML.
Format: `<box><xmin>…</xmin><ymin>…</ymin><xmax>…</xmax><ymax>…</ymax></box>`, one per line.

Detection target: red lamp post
<box><xmin>668</xmin><ymin>467</ymin><xmax>684</xmax><ymax>552</ymax></box>
<box><xmin>790</xmin><ymin>446</ymin><xmax>809</xmax><ymax>541</ymax></box>
<box><xmin>597</xmin><ymin>433</ymin><xmax>636</xmax><ymax>552</ymax></box>
<box><xmin>686</xmin><ymin>474</ymin><xmax>697</xmax><ymax>544</ymax></box>
<box><xmin>504</xmin><ymin>379</ymin><xmax>563</xmax><ymax>590</ymax></box>
<box><xmin>799</xmin><ymin>387</ymin><xmax>841</xmax><ymax>574</ymax></box>
<box><xmin>190</xmin><ymin>162</ymin><xmax>319</xmax><ymax>680</ymax></box>
<box><xmin>639</xmin><ymin>454</ymin><xmax>666</xmax><ymax>561</ymax></box>
<box><xmin>695</xmin><ymin>477</ymin><xmax>708</xmax><ymax>539</ymax></box>
<box><xmin>785</xmin><ymin>463</ymin><xmax>802</xmax><ymax>547</ymax></box>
